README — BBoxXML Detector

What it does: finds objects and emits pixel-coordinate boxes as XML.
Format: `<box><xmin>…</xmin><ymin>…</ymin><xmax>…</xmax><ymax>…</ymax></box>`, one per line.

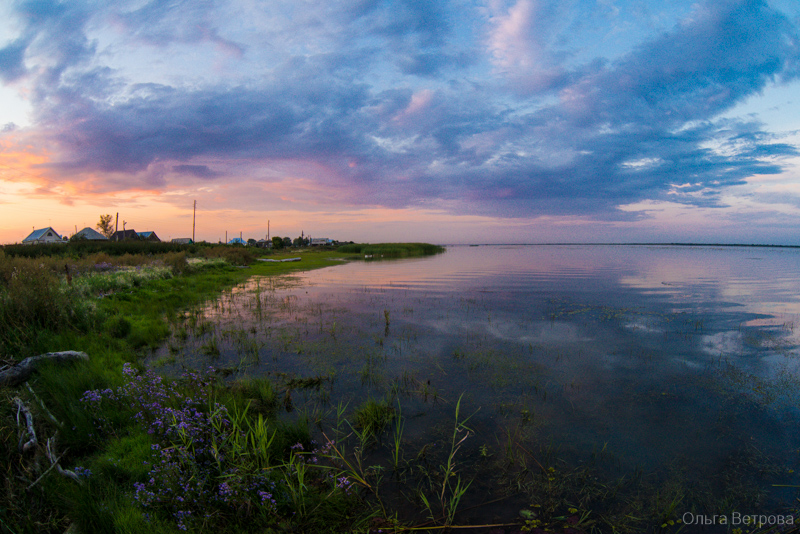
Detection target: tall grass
<box><xmin>0</xmin><ymin>260</ymin><xmax>97</xmax><ymax>358</ymax></box>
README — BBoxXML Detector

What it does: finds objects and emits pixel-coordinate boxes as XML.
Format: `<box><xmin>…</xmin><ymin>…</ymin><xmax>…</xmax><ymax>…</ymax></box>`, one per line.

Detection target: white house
<box><xmin>22</xmin><ymin>227</ymin><xmax>65</xmax><ymax>245</ymax></box>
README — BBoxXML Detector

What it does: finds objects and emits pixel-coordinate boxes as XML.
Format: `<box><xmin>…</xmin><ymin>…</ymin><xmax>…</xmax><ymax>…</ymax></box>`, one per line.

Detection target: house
<box><xmin>228</xmin><ymin>237</ymin><xmax>246</xmax><ymax>245</ymax></box>
<box><xmin>256</xmin><ymin>239</ymin><xmax>272</xmax><ymax>248</ymax></box>
<box><xmin>137</xmin><ymin>231</ymin><xmax>161</xmax><ymax>242</ymax></box>
<box><xmin>171</xmin><ymin>238</ymin><xmax>193</xmax><ymax>244</ymax></box>
<box><xmin>22</xmin><ymin>227</ymin><xmax>65</xmax><ymax>245</ymax></box>
<box><xmin>73</xmin><ymin>227</ymin><xmax>108</xmax><ymax>241</ymax></box>
<box><xmin>110</xmin><ymin>229</ymin><xmax>139</xmax><ymax>241</ymax></box>
<box><xmin>309</xmin><ymin>237</ymin><xmax>333</xmax><ymax>246</ymax></box>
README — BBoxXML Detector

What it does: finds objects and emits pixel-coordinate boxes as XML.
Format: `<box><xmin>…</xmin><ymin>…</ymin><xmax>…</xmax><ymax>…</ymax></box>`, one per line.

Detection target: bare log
<box><xmin>0</xmin><ymin>351</ymin><xmax>89</xmax><ymax>388</ymax></box>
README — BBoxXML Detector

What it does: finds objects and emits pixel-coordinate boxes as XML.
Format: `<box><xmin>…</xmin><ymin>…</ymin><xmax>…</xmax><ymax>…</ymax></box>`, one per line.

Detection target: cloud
<box><xmin>2</xmin><ymin>0</ymin><xmax>799</xmax><ymax>225</ymax></box>
<box><xmin>172</xmin><ymin>164</ymin><xmax>220</xmax><ymax>180</ymax></box>
<box><xmin>0</xmin><ymin>38</ymin><xmax>29</xmax><ymax>82</ymax></box>
<box><xmin>487</xmin><ymin>0</ymin><xmax>571</xmax><ymax>93</ymax></box>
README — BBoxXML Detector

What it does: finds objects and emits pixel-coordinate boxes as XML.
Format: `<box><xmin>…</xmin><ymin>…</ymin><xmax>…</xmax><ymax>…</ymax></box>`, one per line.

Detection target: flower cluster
<box><xmin>82</xmin><ymin>365</ymin><xmax>281</xmax><ymax>530</ymax></box>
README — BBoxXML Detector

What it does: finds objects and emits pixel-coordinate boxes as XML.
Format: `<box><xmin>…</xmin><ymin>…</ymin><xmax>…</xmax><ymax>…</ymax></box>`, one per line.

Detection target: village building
<box><xmin>171</xmin><ymin>238</ymin><xmax>193</xmax><ymax>244</ymax></box>
<box><xmin>73</xmin><ymin>227</ymin><xmax>109</xmax><ymax>241</ymax></box>
<box><xmin>22</xmin><ymin>227</ymin><xmax>65</xmax><ymax>245</ymax></box>
<box><xmin>110</xmin><ymin>229</ymin><xmax>139</xmax><ymax>241</ymax></box>
<box><xmin>137</xmin><ymin>231</ymin><xmax>161</xmax><ymax>242</ymax></box>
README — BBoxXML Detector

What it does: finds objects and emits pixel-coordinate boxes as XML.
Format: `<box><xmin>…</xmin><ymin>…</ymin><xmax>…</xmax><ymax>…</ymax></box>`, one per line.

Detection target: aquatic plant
<box><xmin>353</xmin><ymin>398</ymin><xmax>394</xmax><ymax>443</ymax></box>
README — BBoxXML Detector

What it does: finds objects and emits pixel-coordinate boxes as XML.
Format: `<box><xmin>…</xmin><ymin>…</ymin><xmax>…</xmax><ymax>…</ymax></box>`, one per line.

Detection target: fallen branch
<box><xmin>14</xmin><ymin>397</ymin><xmax>37</xmax><ymax>453</ymax></box>
<box><xmin>45</xmin><ymin>437</ymin><xmax>81</xmax><ymax>485</ymax></box>
<box><xmin>26</xmin><ymin>447</ymin><xmax>67</xmax><ymax>491</ymax></box>
<box><xmin>0</xmin><ymin>351</ymin><xmax>89</xmax><ymax>388</ymax></box>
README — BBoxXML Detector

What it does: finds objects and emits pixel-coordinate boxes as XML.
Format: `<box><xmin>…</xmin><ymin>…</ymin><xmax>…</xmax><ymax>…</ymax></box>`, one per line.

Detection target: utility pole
<box><xmin>115</xmin><ymin>213</ymin><xmax>119</xmax><ymax>241</ymax></box>
<box><xmin>225</xmin><ymin>230</ymin><xmax>227</xmax><ymax>243</ymax></box>
<box><xmin>192</xmin><ymin>200</ymin><xmax>196</xmax><ymax>242</ymax></box>
<box><xmin>267</xmin><ymin>220</ymin><xmax>270</xmax><ymax>241</ymax></box>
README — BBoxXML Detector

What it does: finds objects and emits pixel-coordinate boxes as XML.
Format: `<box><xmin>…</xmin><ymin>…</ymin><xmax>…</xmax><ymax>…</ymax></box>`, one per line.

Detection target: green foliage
<box><xmin>353</xmin><ymin>398</ymin><xmax>394</xmax><ymax>442</ymax></box>
<box><xmin>202</xmin><ymin>245</ymin><xmax>255</xmax><ymax>265</ymax></box>
<box><xmin>97</xmin><ymin>214</ymin><xmax>115</xmax><ymax>238</ymax></box>
<box><xmin>162</xmin><ymin>251</ymin><xmax>188</xmax><ymax>274</ymax></box>
<box><xmin>1</xmin><ymin>240</ymin><xmax>199</xmax><ymax>259</ymax></box>
<box><xmin>337</xmin><ymin>242</ymin><xmax>445</xmax><ymax>257</ymax></box>
<box><xmin>0</xmin><ymin>260</ymin><xmax>97</xmax><ymax>358</ymax></box>
<box><xmin>105</xmin><ymin>315</ymin><xmax>132</xmax><ymax>338</ymax></box>
<box><xmin>229</xmin><ymin>377</ymin><xmax>279</xmax><ymax>415</ymax></box>
<box><xmin>93</xmin><ymin>434</ymin><xmax>155</xmax><ymax>483</ymax></box>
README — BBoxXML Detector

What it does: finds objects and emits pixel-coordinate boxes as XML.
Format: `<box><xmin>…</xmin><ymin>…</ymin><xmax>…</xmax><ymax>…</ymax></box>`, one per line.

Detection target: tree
<box><xmin>272</xmin><ymin>236</ymin><xmax>284</xmax><ymax>250</ymax></box>
<box><xmin>97</xmin><ymin>214</ymin><xmax>114</xmax><ymax>238</ymax></box>
<box><xmin>282</xmin><ymin>237</ymin><xmax>292</xmax><ymax>248</ymax></box>
<box><xmin>247</xmin><ymin>238</ymin><xmax>257</xmax><ymax>246</ymax></box>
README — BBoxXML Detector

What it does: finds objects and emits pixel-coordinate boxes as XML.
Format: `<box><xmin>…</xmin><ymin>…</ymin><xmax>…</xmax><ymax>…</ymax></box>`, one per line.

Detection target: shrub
<box><xmin>162</xmin><ymin>251</ymin><xmax>188</xmax><ymax>274</ymax></box>
<box><xmin>105</xmin><ymin>315</ymin><xmax>132</xmax><ymax>338</ymax></box>
<box><xmin>0</xmin><ymin>260</ymin><xmax>96</xmax><ymax>358</ymax></box>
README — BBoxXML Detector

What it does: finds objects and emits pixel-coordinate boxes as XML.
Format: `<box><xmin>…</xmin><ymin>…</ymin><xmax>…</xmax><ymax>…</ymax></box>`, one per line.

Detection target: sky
<box><xmin>1</xmin><ymin>0</ymin><xmax>800</xmax><ymax>245</ymax></box>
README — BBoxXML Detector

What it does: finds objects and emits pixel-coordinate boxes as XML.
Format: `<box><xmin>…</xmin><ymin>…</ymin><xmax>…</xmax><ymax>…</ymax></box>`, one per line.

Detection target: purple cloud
<box><xmin>2</xmin><ymin>0</ymin><xmax>799</xmax><ymax>221</ymax></box>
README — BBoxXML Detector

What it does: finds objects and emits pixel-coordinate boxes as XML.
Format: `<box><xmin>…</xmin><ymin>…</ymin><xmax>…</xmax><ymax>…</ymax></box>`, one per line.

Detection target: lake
<box><xmin>152</xmin><ymin>244</ymin><xmax>800</xmax><ymax>530</ymax></box>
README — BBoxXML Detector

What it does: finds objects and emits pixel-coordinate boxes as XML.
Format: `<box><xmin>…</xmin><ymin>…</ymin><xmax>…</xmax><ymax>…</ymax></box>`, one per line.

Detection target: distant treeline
<box><xmin>337</xmin><ymin>242</ymin><xmax>445</xmax><ymax>257</ymax></box>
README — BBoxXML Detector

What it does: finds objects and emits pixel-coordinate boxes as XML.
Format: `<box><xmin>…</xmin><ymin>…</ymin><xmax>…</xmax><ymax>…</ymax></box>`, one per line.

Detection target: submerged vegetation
<box><xmin>1</xmin><ymin>242</ymin><xmax>799</xmax><ymax>533</ymax></box>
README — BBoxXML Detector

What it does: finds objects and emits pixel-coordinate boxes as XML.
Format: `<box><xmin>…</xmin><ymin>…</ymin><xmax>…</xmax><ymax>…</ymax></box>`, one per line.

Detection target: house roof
<box><xmin>228</xmin><ymin>237</ymin><xmax>246</xmax><ymax>245</ymax></box>
<box><xmin>23</xmin><ymin>227</ymin><xmax>61</xmax><ymax>241</ymax></box>
<box><xmin>137</xmin><ymin>231</ymin><xmax>155</xmax><ymax>238</ymax></box>
<box><xmin>111</xmin><ymin>229</ymin><xmax>139</xmax><ymax>240</ymax></box>
<box><xmin>75</xmin><ymin>227</ymin><xmax>108</xmax><ymax>240</ymax></box>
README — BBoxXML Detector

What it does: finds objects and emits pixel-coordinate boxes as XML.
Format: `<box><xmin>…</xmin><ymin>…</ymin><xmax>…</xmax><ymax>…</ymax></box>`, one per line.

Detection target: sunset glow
<box><xmin>2</xmin><ymin>0</ymin><xmax>800</xmax><ymax>244</ymax></box>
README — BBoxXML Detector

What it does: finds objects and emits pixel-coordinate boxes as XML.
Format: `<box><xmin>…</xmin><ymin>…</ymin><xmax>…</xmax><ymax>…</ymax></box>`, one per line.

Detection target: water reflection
<box><xmin>151</xmin><ymin>245</ymin><xmax>800</xmax><ymax>527</ymax></box>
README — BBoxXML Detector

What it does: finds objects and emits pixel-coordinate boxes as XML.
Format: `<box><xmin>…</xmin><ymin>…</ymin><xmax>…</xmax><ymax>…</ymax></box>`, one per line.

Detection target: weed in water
<box><xmin>201</xmin><ymin>335</ymin><xmax>221</xmax><ymax>358</ymax></box>
<box><xmin>353</xmin><ymin>398</ymin><xmax>395</xmax><ymax>444</ymax></box>
<box><xmin>418</xmin><ymin>393</ymin><xmax>476</xmax><ymax>527</ymax></box>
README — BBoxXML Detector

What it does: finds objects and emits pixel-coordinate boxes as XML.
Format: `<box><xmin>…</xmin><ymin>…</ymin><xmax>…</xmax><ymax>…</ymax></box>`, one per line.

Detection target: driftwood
<box><xmin>0</xmin><ymin>351</ymin><xmax>88</xmax><ymax>388</ymax></box>
<box><xmin>14</xmin><ymin>397</ymin><xmax>37</xmax><ymax>453</ymax></box>
<box><xmin>45</xmin><ymin>437</ymin><xmax>81</xmax><ymax>485</ymax></box>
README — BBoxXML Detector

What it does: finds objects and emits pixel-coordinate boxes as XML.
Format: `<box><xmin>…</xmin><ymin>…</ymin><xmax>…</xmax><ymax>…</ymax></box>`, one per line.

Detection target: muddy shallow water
<box><xmin>151</xmin><ymin>245</ymin><xmax>800</xmax><ymax>527</ymax></box>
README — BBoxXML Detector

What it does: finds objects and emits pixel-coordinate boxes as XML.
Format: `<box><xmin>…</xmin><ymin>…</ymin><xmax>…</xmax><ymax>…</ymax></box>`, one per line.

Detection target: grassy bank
<box><xmin>0</xmin><ymin>245</ymin><xmax>411</xmax><ymax>533</ymax></box>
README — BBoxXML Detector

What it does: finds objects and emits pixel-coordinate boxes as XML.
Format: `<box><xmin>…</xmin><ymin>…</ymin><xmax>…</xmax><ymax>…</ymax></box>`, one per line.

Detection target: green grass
<box><xmin>353</xmin><ymin>398</ymin><xmax>395</xmax><ymax>442</ymax></box>
<box><xmin>337</xmin><ymin>242</ymin><xmax>445</xmax><ymax>257</ymax></box>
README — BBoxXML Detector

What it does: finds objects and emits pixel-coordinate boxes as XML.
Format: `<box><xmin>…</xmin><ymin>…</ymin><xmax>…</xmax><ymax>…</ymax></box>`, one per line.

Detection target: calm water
<box><xmin>153</xmin><ymin>245</ymin><xmax>800</xmax><ymax>527</ymax></box>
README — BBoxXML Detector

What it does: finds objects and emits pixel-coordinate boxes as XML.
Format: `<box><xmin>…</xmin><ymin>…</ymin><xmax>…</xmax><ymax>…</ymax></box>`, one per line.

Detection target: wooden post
<box><xmin>192</xmin><ymin>200</ymin><xmax>196</xmax><ymax>242</ymax></box>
